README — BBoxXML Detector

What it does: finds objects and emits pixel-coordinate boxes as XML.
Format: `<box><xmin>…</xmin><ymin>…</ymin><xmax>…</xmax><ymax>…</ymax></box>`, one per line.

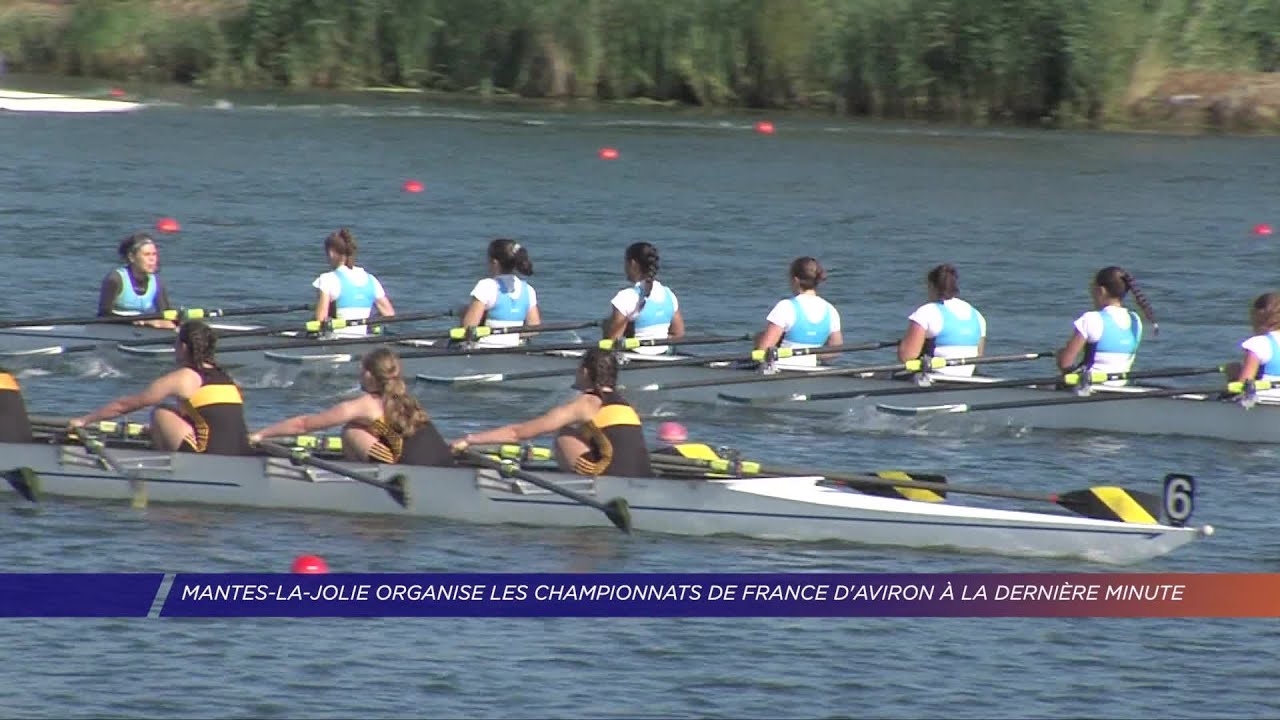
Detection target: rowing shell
<box><xmin>0</xmin><ymin>89</ymin><xmax>141</xmax><ymax>114</ymax></box>
<box><xmin>0</xmin><ymin>441</ymin><xmax>1208</xmax><ymax>564</ymax></box>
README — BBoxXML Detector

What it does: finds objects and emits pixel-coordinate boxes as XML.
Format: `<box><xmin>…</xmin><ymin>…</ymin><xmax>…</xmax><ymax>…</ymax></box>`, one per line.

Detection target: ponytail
<box><xmin>1121</xmin><ymin>271</ymin><xmax>1158</xmax><ymax>336</ymax></box>
<box><xmin>790</xmin><ymin>257</ymin><xmax>827</xmax><ymax>291</ymax></box>
<box><xmin>488</xmin><ymin>238</ymin><xmax>534</xmax><ymax>276</ymax></box>
<box><xmin>325</xmin><ymin>228</ymin><xmax>358</xmax><ymax>268</ymax></box>
<box><xmin>362</xmin><ymin>349</ymin><xmax>428</xmax><ymax>435</ymax></box>
<box><xmin>580</xmin><ymin>348</ymin><xmax>619</xmax><ymax>393</ymax></box>
<box><xmin>927</xmin><ymin>263</ymin><xmax>960</xmax><ymax>300</ymax></box>
<box><xmin>178</xmin><ymin>320</ymin><xmax>220</xmax><ymax>370</ymax></box>
<box><xmin>625</xmin><ymin>242</ymin><xmax>661</xmax><ymax>311</ymax></box>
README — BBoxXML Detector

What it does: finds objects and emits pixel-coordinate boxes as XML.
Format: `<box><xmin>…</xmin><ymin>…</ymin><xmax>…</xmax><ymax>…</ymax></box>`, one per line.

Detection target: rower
<box><xmin>754</xmin><ymin>256</ymin><xmax>844</xmax><ymax>369</ymax></box>
<box><xmin>897</xmin><ymin>263</ymin><xmax>986</xmax><ymax>377</ymax></box>
<box><xmin>459</xmin><ymin>238</ymin><xmax>541</xmax><ymax>348</ymax></box>
<box><xmin>249</xmin><ymin>348</ymin><xmax>454</xmax><ymax>466</ymax></box>
<box><xmin>97</xmin><ymin>232</ymin><xmax>175</xmax><ymax>329</ymax></box>
<box><xmin>0</xmin><ymin>368</ymin><xmax>33</xmax><ymax>443</ymax></box>
<box><xmin>603</xmin><ymin>242</ymin><xmax>685</xmax><ymax>356</ymax></box>
<box><xmin>1226</xmin><ymin>291</ymin><xmax>1280</xmax><ymax>400</ymax></box>
<box><xmin>312</xmin><ymin>228</ymin><xmax>395</xmax><ymax>338</ymax></box>
<box><xmin>1056</xmin><ymin>266</ymin><xmax>1157</xmax><ymax>386</ymax></box>
<box><xmin>70</xmin><ymin>320</ymin><xmax>251</xmax><ymax>455</ymax></box>
<box><xmin>451</xmin><ymin>348</ymin><xmax>652</xmax><ymax>477</ymax></box>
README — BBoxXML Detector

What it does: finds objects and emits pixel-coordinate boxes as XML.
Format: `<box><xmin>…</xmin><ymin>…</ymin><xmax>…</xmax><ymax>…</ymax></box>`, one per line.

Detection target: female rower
<box><xmin>1225</xmin><ymin>291</ymin><xmax>1280</xmax><ymax>398</ymax></box>
<box><xmin>1056</xmin><ymin>266</ymin><xmax>1157</xmax><ymax>384</ymax></box>
<box><xmin>604</xmin><ymin>242</ymin><xmax>685</xmax><ymax>356</ymax></box>
<box><xmin>97</xmin><ymin>232</ymin><xmax>175</xmax><ymax>329</ymax></box>
<box><xmin>754</xmin><ymin>256</ymin><xmax>844</xmax><ymax>368</ymax></box>
<box><xmin>459</xmin><ymin>238</ymin><xmax>541</xmax><ymax>348</ymax></box>
<box><xmin>313</xmin><ymin>228</ymin><xmax>395</xmax><ymax>338</ymax></box>
<box><xmin>451</xmin><ymin>348</ymin><xmax>651</xmax><ymax>477</ymax></box>
<box><xmin>69</xmin><ymin>320</ymin><xmax>251</xmax><ymax>455</ymax></box>
<box><xmin>249</xmin><ymin>348</ymin><xmax>453</xmax><ymax>466</ymax></box>
<box><xmin>0</xmin><ymin>367</ymin><xmax>33</xmax><ymax>443</ymax></box>
<box><xmin>897</xmin><ymin>263</ymin><xmax>987</xmax><ymax>377</ymax></box>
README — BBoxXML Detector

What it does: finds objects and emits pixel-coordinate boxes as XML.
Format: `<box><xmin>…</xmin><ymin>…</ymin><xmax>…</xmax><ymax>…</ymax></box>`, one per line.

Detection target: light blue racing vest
<box><xmin>933</xmin><ymin>301</ymin><xmax>983</xmax><ymax>349</ymax></box>
<box><xmin>332</xmin><ymin>267</ymin><xmax>378</xmax><ymax>316</ymax></box>
<box><xmin>112</xmin><ymin>267</ymin><xmax>158</xmax><ymax>314</ymax></box>
<box><xmin>783</xmin><ymin>297</ymin><xmax>832</xmax><ymax>346</ymax></box>
<box><xmin>631</xmin><ymin>283</ymin><xmax>676</xmax><ymax>333</ymax></box>
<box><xmin>486</xmin><ymin>276</ymin><xmax>533</xmax><ymax>323</ymax></box>
<box><xmin>1259</xmin><ymin>334</ymin><xmax>1280</xmax><ymax>378</ymax></box>
<box><xmin>1093</xmin><ymin>309</ymin><xmax>1142</xmax><ymax>355</ymax></box>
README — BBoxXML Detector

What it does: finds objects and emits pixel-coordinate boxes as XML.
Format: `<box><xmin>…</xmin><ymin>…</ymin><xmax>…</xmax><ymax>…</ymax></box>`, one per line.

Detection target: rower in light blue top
<box><xmin>897</xmin><ymin>263</ymin><xmax>986</xmax><ymax>377</ymax></box>
<box><xmin>1227</xmin><ymin>291</ymin><xmax>1280</xmax><ymax>399</ymax></box>
<box><xmin>1057</xmin><ymin>266</ymin><xmax>1158</xmax><ymax>385</ymax></box>
<box><xmin>754</xmin><ymin>256</ymin><xmax>844</xmax><ymax>369</ymax></box>
<box><xmin>96</xmin><ymin>232</ymin><xmax>175</xmax><ymax>329</ymax></box>
<box><xmin>460</xmin><ymin>238</ymin><xmax>541</xmax><ymax>348</ymax></box>
<box><xmin>604</xmin><ymin>242</ymin><xmax>685</xmax><ymax>356</ymax></box>
<box><xmin>312</xmin><ymin>228</ymin><xmax>396</xmax><ymax>338</ymax></box>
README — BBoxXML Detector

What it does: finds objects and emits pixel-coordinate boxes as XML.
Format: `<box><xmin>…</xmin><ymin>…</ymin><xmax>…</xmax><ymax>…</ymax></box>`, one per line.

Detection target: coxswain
<box><xmin>97</xmin><ymin>232</ymin><xmax>175</xmax><ymax>329</ymax></box>
<box><xmin>249</xmin><ymin>348</ymin><xmax>453</xmax><ymax>466</ymax></box>
<box><xmin>69</xmin><ymin>320</ymin><xmax>251</xmax><ymax>454</ymax></box>
<box><xmin>0</xmin><ymin>368</ymin><xmax>33</xmax><ymax>443</ymax></box>
<box><xmin>753</xmin><ymin>256</ymin><xmax>844</xmax><ymax>368</ymax></box>
<box><xmin>312</xmin><ymin>228</ymin><xmax>395</xmax><ymax>338</ymax></box>
<box><xmin>897</xmin><ymin>263</ymin><xmax>987</xmax><ymax>377</ymax></box>
<box><xmin>451</xmin><ymin>348</ymin><xmax>652</xmax><ymax>477</ymax></box>
<box><xmin>1056</xmin><ymin>266</ymin><xmax>1157</xmax><ymax>385</ymax></box>
<box><xmin>603</xmin><ymin>242</ymin><xmax>685</xmax><ymax>355</ymax></box>
<box><xmin>459</xmin><ymin>238</ymin><xmax>541</xmax><ymax>348</ymax></box>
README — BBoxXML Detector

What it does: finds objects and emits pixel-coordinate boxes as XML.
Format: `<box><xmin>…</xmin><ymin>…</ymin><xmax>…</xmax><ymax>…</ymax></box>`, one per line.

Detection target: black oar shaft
<box><xmin>460</xmin><ymin>449</ymin><xmax>631</xmax><ymax>532</ymax></box>
<box><xmin>256</xmin><ymin>441</ymin><xmax>410</xmax><ymax>508</ymax></box>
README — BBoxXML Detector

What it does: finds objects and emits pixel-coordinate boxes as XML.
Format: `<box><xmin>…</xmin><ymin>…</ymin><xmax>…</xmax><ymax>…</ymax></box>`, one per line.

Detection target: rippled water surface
<box><xmin>2</xmin><ymin>82</ymin><xmax>1279</xmax><ymax>718</ymax></box>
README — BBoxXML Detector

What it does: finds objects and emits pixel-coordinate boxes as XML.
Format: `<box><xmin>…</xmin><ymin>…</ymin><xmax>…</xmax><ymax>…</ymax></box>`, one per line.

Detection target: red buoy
<box><xmin>109</xmin><ymin>88</ymin><xmax>126</xmax><ymax>98</ymax></box>
<box><xmin>402</xmin><ymin>179</ymin><xmax>424</xmax><ymax>193</ymax></box>
<box><xmin>155</xmin><ymin>217</ymin><xmax>181</xmax><ymax>233</ymax></box>
<box><xmin>755</xmin><ymin>120</ymin><xmax>775</xmax><ymax>135</ymax></box>
<box><xmin>291</xmin><ymin>554</ymin><xmax>329</xmax><ymax>574</ymax></box>
<box><xmin>1254</xmin><ymin>223</ymin><xmax>1273</xmax><ymax>237</ymax></box>
<box><xmin>657</xmin><ymin>421</ymin><xmax>689</xmax><ymax>443</ymax></box>
<box><xmin>598</xmin><ymin>147</ymin><xmax>619</xmax><ymax>160</ymax></box>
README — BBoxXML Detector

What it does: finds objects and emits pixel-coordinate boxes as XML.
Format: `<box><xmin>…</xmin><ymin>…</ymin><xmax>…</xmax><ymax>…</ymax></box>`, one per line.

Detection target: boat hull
<box><xmin>0</xmin><ymin>90</ymin><xmax>141</xmax><ymax>113</ymax></box>
<box><xmin>0</xmin><ymin>442</ymin><xmax>1206</xmax><ymax>564</ymax></box>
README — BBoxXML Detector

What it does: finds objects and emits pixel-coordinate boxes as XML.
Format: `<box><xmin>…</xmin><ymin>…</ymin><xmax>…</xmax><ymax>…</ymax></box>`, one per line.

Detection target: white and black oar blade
<box><xmin>1054</xmin><ymin>487</ymin><xmax>1163</xmax><ymax>524</ymax></box>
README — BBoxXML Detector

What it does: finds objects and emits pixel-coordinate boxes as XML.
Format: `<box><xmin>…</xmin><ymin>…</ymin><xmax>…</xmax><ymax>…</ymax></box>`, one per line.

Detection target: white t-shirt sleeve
<box><xmin>470</xmin><ymin>278</ymin><xmax>499</xmax><ymax>308</ymax></box>
<box><xmin>828</xmin><ymin>302</ymin><xmax>841</xmax><ymax>332</ymax></box>
<box><xmin>765</xmin><ymin>299</ymin><xmax>795</xmax><ymax>330</ymax></box>
<box><xmin>1072</xmin><ymin>311</ymin><xmax>1104</xmax><ymax>342</ymax></box>
<box><xmin>907</xmin><ymin>303</ymin><xmax>943</xmax><ymax>337</ymax></box>
<box><xmin>611</xmin><ymin>287</ymin><xmax>642</xmax><ymax>319</ymax></box>
<box><xmin>371</xmin><ymin>274</ymin><xmax>387</xmax><ymax>300</ymax></box>
<box><xmin>312</xmin><ymin>271</ymin><xmax>339</xmax><ymax>298</ymax></box>
<box><xmin>1242</xmin><ymin>335</ymin><xmax>1274</xmax><ymax>364</ymax></box>
<box><xmin>977</xmin><ymin>309</ymin><xmax>987</xmax><ymax>338</ymax></box>
<box><xmin>527</xmin><ymin>284</ymin><xmax>538</xmax><ymax>309</ymax></box>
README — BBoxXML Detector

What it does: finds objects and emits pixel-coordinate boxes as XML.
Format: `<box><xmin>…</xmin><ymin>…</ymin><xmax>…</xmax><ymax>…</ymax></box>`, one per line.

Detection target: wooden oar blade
<box><xmin>1055</xmin><ymin>487</ymin><xmax>1162</xmax><ymax>524</ymax></box>
<box><xmin>3</xmin><ymin>467</ymin><xmax>39</xmax><ymax>503</ymax></box>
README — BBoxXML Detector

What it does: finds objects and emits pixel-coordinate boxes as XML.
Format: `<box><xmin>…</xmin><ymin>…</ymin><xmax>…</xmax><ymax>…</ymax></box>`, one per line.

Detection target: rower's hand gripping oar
<box><xmin>647</xmin><ymin>445</ymin><xmax>1187</xmax><ymax>526</ymax></box>
<box><xmin>457</xmin><ymin>449</ymin><xmax>632</xmax><ymax>533</ymax></box>
<box><xmin>73</xmin><ymin>427</ymin><xmax>148</xmax><ymax>509</ymax></box>
<box><xmin>255</xmin><ymin>441</ymin><xmax>410</xmax><ymax>509</ymax></box>
<box><xmin>0</xmin><ymin>303</ymin><xmax>313</xmax><ymax>330</ymax></box>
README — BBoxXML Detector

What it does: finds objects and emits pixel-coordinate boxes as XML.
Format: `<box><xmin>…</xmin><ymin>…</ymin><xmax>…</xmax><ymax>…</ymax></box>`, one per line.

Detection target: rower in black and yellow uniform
<box><xmin>452</xmin><ymin>348</ymin><xmax>652</xmax><ymax>477</ymax></box>
<box><xmin>0</xmin><ymin>368</ymin><xmax>33</xmax><ymax>443</ymax></box>
<box><xmin>70</xmin><ymin>320</ymin><xmax>251</xmax><ymax>455</ymax></box>
<box><xmin>250</xmin><ymin>348</ymin><xmax>454</xmax><ymax>466</ymax></box>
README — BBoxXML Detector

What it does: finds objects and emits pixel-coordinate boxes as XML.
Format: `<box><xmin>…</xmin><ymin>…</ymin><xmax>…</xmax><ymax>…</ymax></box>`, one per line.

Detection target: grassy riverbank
<box><xmin>1</xmin><ymin>0</ymin><xmax>1278</xmax><ymax>131</ymax></box>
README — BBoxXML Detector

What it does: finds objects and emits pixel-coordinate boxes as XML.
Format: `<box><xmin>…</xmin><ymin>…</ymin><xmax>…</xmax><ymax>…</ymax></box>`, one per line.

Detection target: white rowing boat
<box><xmin>0</xmin><ymin>440</ymin><xmax>1210</xmax><ymax>564</ymax></box>
<box><xmin>0</xmin><ymin>89</ymin><xmax>141</xmax><ymax>114</ymax></box>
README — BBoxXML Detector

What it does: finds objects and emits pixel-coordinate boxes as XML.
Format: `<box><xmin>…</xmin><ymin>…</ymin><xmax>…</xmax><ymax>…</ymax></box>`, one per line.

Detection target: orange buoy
<box><xmin>657</xmin><ymin>421</ymin><xmax>689</xmax><ymax>443</ymax></box>
<box><xmin>291</xmin><ymin>554</ymin><xmax>329</xmax><ymax>574</ymax></box>
<box><xmin>598</xmin><ymin>147</ymin><xmax>619</xmax><ymax>160</ymax></box>
<box><xmin>402</xmin><ymin>179</ymin><xmax>424</xmax><ymax>193</ymax></box>
<box><xmin>755</xmin><ymin>121</ymin><xmax>775</xmax><ymax>135</ymax></box>
<box><xmin>1253</xmin><ymin>223</ymin><xmax>1273</xmax><ymax>237</ymax></box>
<box><xmin>155</xmin><ymin>217</ymin><xmax>181</xmax><ymax>233</ymax></box>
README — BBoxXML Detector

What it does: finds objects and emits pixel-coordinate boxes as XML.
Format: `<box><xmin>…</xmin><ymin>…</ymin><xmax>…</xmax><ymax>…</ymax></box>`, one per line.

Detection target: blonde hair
<box><xmin>1252</xmin><ymin>292</ymin><xmax>1280</xmax><ymax>333</ymax></box>
<box><xmin>362</xmin><ymin>349</ymin><xmax>427</xmax><ymax>434</ymax></box>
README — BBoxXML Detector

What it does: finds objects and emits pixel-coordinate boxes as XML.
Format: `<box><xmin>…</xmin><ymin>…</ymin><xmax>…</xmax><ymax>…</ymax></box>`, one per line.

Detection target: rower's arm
<box><xmin>820</xmin><ymin>329</ymin><xmax>845</xmax><ymax>364</ymax></box>
<box><xmin>1236</xmin><ymin>350</ymin><xmax>1261</xmax><ymax>382</ymax></box>
<box><xmin>313</xmin><ymin>289</ymin><xmax>331</xmax><ymax>322</ymax></box>
<box><xmin>604</xmin><ymin>308</ymin><xmax>629</xmax><ymax>340</ymax></box>
<box><xmin>458</xmin><ymin>396</ymin><xmax>593</xmax><ymax>446</ymax></box>
<box><xmin>1056</xmin><ymin>331</ymin><xmax>1086</xmax><ymax>371</ymax></box>
<box><xmin>96</xmin><ymin>272</ymin><xmax>121</xmax><ymax>317</ymax></box>
<box><xmin>754</xmin><ymin>322</ymin><xmax>784</xmax><ymax>351</ymax></box>
<box><xmin>252</xmin><ymin>397</ymin><xmax>371</xmax><ymax>440</ymax></box>
<box><xmin>897</xmin><ymin>321</ymin><xmax>926</xmax><ymax>362</ymax></box>
<box><xmin>74</xmin><ymin>370</ymin><xmax>187</xmax><ymax>426</ymax></box>
<box><xmin>668</xmin><ymin>309</ymin><xmax>685</xmax><ymax>339</ymax></box>
<box><xmin>374</xmin><ymin>295</ymin><xmax>395</xmax><ymax>318</ymax></box>
<box><xmin>460</xmin><ymin>299</ymin><xmax>486</xmax><ymax>328</ymax></box>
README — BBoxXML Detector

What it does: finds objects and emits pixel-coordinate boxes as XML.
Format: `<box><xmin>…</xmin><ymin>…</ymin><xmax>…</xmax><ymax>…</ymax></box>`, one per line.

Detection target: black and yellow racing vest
<box><xmin>0</xmin><ymin>372</ymin><xmax>32</xmax><ymax>443</ymax></box>
<box><xmin>180</xmin><ymin>365</ymin><xmax>251</xmax><ymax>456</ymax></box>
<box><xmin>574</xmin><ymin>390</ymin><xmax>651</xmax><ymax>477</ymax></box>
<box><xmin>366</xmin><ymin>417</ymin><xmax>455</xmax><ymax>467</ymax></box>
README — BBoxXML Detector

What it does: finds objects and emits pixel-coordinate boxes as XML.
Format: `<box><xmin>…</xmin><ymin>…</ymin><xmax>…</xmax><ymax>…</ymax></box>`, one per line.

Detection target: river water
<box><xmin>2</xmin><ymin>80</ymin><xmax>1279</xmax><ymax>718</ymax></box>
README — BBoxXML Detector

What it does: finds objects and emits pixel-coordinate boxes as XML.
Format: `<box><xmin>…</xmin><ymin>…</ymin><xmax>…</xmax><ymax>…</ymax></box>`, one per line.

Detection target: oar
<box><xmin>122</xmin><ymin>309</ymin><xmax>456</xmax><ymax>346</ymax></box>
<box><xmin>719</xmin><ymin>364</ymin><xmax>1228</xmax><ymax>406</ymax></box>
<box><xmin>647</xmin><ymin>449</ymin><xmax>1165</xmax><ymax>524</ymax></box>
<box><xmin>457</xmin><ymin>448</ymin><xmax>632</xmax><ymax>533</ymax></box>
<box><xmin>635</xmin><ymin>351</ymin><xmax>1055</xmax><ymax>393</ymax></box>
<box><xmin>30</xmin><ymin>415</ymin><xmax>149</xmax><ymax>439</ymax></box>
<box><xmin>0</xmin><ymin>343</ymin><xmax>100</xmax><ymax>357</ymax></box>
<box><xmin>876</xmin><ymin>379</ymin><xmax>1272</xmax><ymax>417</ymax></box>
<box><xmin>255</xmin><ymin>441</ymin><xmax>410</xmax><ymax>509</ymax></box>
<box><xmin>418</xmin><ymin>339</ymin><xmax>896</xmax><ymax>386</ymax></box>
<box><xmin>2</xmin><ymin>467</ymin><xmax>40</xmax><ymax>503</ymax></box>
<box><xmin>73</xmin><ymin>427</ymin><xmax>148</xmax><ymax>509</ymax></box>
<box><xmin>0</xmin><ymin>302</ymin><xmax>312</xmax><ymax>329</ymax></box>
<box><xmin>237</xmin><ymin>319</ymin><xmax>598</xmax><ymax>355</ymax></box>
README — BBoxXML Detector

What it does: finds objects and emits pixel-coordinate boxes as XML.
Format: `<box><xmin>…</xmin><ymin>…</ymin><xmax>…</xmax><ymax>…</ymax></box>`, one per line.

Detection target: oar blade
<box><xmin>603</xmin><ymin>497</ymin><xmax>633</xmax><ymax>533</ymax></box>
<box><xmin>1055</xmin><ymin>487</ymin><xmax>1162</xmax><ymax>524</ymax></box>
<box><xmin>387</xmin><ymin>474</ymin><xmax>412</xmax><ymax>509</ymax></box>
<box><xmin>875</xmin><ymin>402</ymin><xmax>965</xmax><ymax>417</ymax></box>
<box><xmin>3</xmin><ymin>467</ymin><xmax>39</xmax><ymax>503</ymax></box>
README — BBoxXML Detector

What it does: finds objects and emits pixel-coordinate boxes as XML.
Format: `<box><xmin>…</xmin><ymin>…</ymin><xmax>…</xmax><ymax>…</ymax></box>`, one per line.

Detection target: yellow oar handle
<box><xmin>450</xmin><ymin>326</ymin><xmax>495</xmax><ymax>340</ymax></box>
<box><xmin>303</xmin><ymin>318</ymin><xmax>383</xmax><ymax>333</ymax></box>
<box><xmin>289</xmin><ymin>434</ymin><xmax>345</xmax><ymax>452</ymax></box>
<box><xmin>471</xmin><ymin>443</ymin><xmax>554</xmax><ymax>462</ymax></box>
<box><xmin>1228</xmin><ymin>379</ymin><xmax>1275</xmax><ymax>393</ymax></box>
<box><xmin>598</xmin><ymin>338</ymin><xmax>644</xmax><ymax>350</ymax></box>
